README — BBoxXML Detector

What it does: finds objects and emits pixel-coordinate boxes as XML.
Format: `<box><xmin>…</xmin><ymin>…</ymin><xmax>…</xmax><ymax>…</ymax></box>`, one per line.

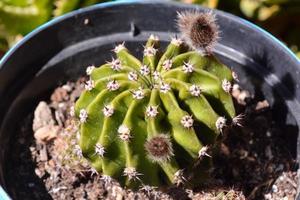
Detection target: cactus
<box><xmin>74</xmin><ymin>11</ymin><xmax>237</xmax><ymax>188</ymax></box>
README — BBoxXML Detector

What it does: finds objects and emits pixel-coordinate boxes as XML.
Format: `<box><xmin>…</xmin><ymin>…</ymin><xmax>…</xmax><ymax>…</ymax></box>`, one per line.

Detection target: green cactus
<box><xmin>73</xmin><ymin>30</ymin><xmax>237</xmax><ymax>187</ymax></box>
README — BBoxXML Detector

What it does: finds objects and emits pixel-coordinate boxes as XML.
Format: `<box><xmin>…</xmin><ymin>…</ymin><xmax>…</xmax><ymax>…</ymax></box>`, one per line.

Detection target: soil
<box><xmin>4</xmin><ymin>78</ymin><xmax>299</xmax><ymax>200</ymax></box>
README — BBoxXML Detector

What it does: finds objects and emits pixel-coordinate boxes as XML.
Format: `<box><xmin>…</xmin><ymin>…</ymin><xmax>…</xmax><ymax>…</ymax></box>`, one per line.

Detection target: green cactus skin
<box><xmin>74</xmin><ymin>35</ymin><xmax>236</xmax><ymax>187</ymax></box>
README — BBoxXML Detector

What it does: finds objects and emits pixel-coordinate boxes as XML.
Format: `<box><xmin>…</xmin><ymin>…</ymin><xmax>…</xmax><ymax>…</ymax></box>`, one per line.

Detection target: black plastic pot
<box><xmin>0</xmin><ymin>0</ymin><xmax>300</xmax><ymax>199</ymax></box>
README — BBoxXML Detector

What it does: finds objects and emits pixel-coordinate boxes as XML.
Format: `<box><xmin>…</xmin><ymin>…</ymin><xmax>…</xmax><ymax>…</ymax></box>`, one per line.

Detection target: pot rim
<box><xmin>0</xmin><ymin>0</ymin><xmax>299</xmax><ymax>199</ymax></box>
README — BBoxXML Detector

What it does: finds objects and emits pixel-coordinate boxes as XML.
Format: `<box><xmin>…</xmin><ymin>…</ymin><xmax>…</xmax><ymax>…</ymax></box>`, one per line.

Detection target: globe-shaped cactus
<box><xmin>74</xmin><ymin>11</ymin><xmax>237</xmax><ymax>188</ymax></box>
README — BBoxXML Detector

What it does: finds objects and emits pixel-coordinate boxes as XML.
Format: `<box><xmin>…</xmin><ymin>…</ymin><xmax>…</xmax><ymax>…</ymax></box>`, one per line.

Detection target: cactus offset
<box><xmin>74</xmin><ymin>11</ymin><xmax>236</xmax><ymax>187</ymax></box>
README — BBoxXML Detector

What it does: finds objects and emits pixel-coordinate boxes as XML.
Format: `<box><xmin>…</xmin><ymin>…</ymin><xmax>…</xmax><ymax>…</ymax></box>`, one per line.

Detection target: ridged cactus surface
<box><xmin>74</xmin><ymin>34</ymin><xmax>236</xmax><ymax>187</ymax></box>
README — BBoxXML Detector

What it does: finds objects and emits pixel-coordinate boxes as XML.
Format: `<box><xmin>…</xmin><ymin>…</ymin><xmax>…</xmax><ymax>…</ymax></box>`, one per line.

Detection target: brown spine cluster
<box><xmin>177</xmin><ymin>11</ymin><xmax>219</xmax><ymax>54</ymax></box>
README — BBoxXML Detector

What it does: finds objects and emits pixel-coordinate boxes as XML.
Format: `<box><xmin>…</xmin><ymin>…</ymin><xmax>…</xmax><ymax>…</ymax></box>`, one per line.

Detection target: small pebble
<box><xmin>239</xmin><ymin>149</ymin><xmax>248</xmax><ymax>159</ymax></box>
<box><xmin>62</xmin><ymin>84</ymin><xmax>72</xmax><ymax>92</ymax></box>
<box><xmin>32</xmin><ymin>101</ymin><xmax>55</xmax><ymax>132</ymax></box>
<box><xmin>58</xmin><ymin>102</ymin><xmax>65</xmax><ymax>108</ymax></box>
<box><xmin>34</xmin><ymin>125</ymin><xmax>59</xmax><ymax>143</ymax></box>
<box><xmin>272</xmin><ymin>185</ymin><xmax>278</xmax><ymax>193</ymax></box>
<box><xmin>255</xmin><ymin>100</ymin><xmax>270</xmax><ymax>111</ymax></box>
<box><xmin>84</xmin><ymin>18</ymin><xmax>89</xmax><ymax>25</ymax></box>
<box><xmin>264</xmin><ymin>193</ymin><xmax>272</xmax><ymax>200</ymax></box>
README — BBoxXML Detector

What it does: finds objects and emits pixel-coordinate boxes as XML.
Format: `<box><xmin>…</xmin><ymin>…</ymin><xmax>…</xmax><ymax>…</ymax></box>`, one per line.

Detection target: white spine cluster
<box><xmin>107</xmin><ymin>80</ymin><xmax>120</xmax><ymax>91</ymax></box>
<box><xmin>173</xmin><ymin>170</ymin><xmax>186</xmax><ymax>186</ymax></box>
<box><xmin>95</xmin><ymin>143</ymin><xmax>105</xmax><ymax>157</ymax></box>
<box><xmin>182</xmin><ymin>62</ymin><xmax>194</xmax><ymax>73</ymax></box>
<box><xmin>144</xmin><ymin>46</ymin><xmax>157</xmax><ymax>57</ymax></box>
<box><xmin>232</xmin><ymin>114</ymin><xmax>244</xmax><ymax>127</ymax></box>
<box><xmin>102</xmin><ymin>105</ymin><xmax>114</xmax><ymax>117</ymax></box>
<box><xmin>109</xmin><ymin>58</ymin><xmax>122</xmax><ymax>71</ymax></box>
<box><xmin>160</xmin><ymin>82</ymin><xmax>171</xmax><ymax>93</ymax></box>
<box><xmin>222</xmin><ymin>79</ymin><xmax>232</xmax><ymax>93</ymax></box>
<box><xmin>85</xmin><ymin>79</ymin><xmax>95</xmax><ymax>91</ymax></box>
<box><xmin>198</xmin><ymin>146</ymin><xmax>211</xmax><ymax>158</ymax></box>
<box><xmin>79</xmin><ymin>109</ymin><xmax>88</xmax><ymax>123</ymax></box>
<box><xmin>189</xmin><ymin>84</ymin><xmax>201</xmax><ymax>97</ymax></box>
<box><xmin>86</xmin><ymin>65</ymin><xmax>95</xmax><ymax>75</ymax></box>
<box><xmin>132</xmin><ymin>87</ymin><xmax>145</xmax><ymax>99</ymax></box>
<box><xmin>181</xmin><ymin>115</ymin><xmax>194</xmax><ymax>128</ymax></box>
<box><xmin>123</xmin><ymin>167</ymin><xmax>142</xmax><ymax>181</ymax></box>
<box><xmin>118</xmin><ymin>125</ymin><xmax>131</xmax><ymax>141</ymax></box>
<box><xmin>146</xmin><ymin>105</ymin><xmax>159</xmax><ymax>117</ymax></box>
<box><xmin>171</xmin><ymin>37</ymin><xmax>183</xmax><ymax>46</ymax></box>
<box><xmin>128</xmin><ymin>71</ymin><xmax>138</xmax><ymax>81</ymax></box>
<box><xmin>140</xmin><ymin>65</ymin><xmax>150</xmax><ymax>76</ymax></box>
<box><xmin>162</xmin><ymin>59</ymin><xmax>172</xmax><ymax>71</ymax></box>
<box><xmin>216</xmin><ymin>116</ymin><xmax>226</xmax><ymax>132</ymax></box>
<box><xmin>73</xmin><ymin>145</ymin><xmax>83</xmax><ymax>158</ymax></box>
<box><xmin>113</xmin><ymin>42</ymin><xmax>126</xmax><ymax>53</ymax></box>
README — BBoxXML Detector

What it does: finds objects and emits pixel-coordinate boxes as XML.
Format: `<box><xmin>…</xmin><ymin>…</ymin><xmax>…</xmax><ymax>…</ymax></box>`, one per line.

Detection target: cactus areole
<box><xmin>74</xmin><ymin>11</ymin><xmax>236</xmax><ymax>188</ymax></box>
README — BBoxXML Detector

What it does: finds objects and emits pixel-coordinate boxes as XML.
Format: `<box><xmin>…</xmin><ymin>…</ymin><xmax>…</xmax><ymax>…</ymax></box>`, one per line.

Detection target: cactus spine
<box><xmin>74</xmin><ymin>11</ymin><xmax>236</xmax><ymax>188</ymax></box>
